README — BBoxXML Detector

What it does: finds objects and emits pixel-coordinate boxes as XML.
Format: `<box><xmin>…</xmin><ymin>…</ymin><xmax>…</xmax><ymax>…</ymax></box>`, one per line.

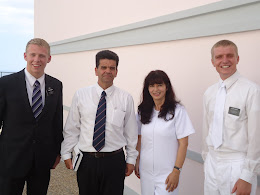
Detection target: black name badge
<box><xmin>228</xmin><ymin>107</ymin><xmax>240</xmax><ymax>116</ymax></box>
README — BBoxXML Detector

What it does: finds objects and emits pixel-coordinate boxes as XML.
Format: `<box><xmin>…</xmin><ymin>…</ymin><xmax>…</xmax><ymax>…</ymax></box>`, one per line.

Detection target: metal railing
<box><xmin>0</xmin><ymin>71</ymin><xmax>15</xmax><ymax>77</ymax></box>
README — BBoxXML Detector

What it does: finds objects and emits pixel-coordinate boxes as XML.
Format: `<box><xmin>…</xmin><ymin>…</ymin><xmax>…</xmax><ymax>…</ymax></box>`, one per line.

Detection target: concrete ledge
<box><xmin>63</xmin><ymin>105</ymin><xmax>70</xmax><ymax>111</ymax></box>
<box><xmin>124</xmin><ymin>186</ymin><xmax>139</xmax><ymax>195</ymax></box>
<box><xmin>50</xmin><ymin>0</ymin><xmax>260</xmax><ymax>54</ymax></box>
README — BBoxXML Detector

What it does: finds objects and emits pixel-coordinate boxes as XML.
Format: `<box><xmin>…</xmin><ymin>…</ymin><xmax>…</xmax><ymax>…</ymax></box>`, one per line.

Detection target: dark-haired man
<box><xmin>61</xmin><ymin>50</ymin><xmax>138</xmax><ymax>195</ymax></box>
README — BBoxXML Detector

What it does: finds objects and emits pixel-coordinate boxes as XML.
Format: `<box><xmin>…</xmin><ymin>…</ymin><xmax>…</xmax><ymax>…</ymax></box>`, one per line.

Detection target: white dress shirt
<box><xmin>61</xmin><ymin>83</ymin><xmax>138</xmax><ymax>165</ymax></box>
<box><xmin>24</xmin><ymin>69</ymin><xmax>45</xmax><ymax>106</ymax></box>
<box><xmin>202</xmin><ymin>71</ymin><xmax>260</xmax><ymax>184</ymax></box>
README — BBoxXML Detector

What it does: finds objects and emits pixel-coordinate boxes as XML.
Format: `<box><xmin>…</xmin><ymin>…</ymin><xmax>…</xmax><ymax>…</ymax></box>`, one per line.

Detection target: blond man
<box><xmin>202</xmin><ymin>40</ymin><xmax>260</xmax><ymax>195</ymax></box>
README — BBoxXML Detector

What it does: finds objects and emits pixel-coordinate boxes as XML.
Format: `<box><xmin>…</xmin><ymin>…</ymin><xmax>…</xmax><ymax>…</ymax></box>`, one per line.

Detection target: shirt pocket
<box><xmin>80</xmin><ymin>104</ymin><xmax>96</xmax><ymax>124</ymax></box>
<box><xmin>224</xmin><ymin>105</ymin><xmax>247</xmax><ymax>130</ymax></box>
<box><xmin>111</xmin><ymin>109</ymin><xmax>126</xmax><ymax>127</ymax></box>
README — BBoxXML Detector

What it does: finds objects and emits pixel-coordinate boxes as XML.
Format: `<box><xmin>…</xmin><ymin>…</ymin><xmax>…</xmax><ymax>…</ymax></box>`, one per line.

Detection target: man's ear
<box><xmin>47</xmin><ymin>55</ymin><xmax>52</xmax><ymax>63</ymax></box>
<box><xmin>236</xmin><ymin>55</ymin><xmax>240</xmax><ymax>64</ymax></box>
<box><xmin>95</xmin><ymin>67</ymin><xmax>98</xmax><ymax>76</ymax></box>
<box><xmin>24</xmin><ymin>52</ymin><xmax>27</xmax><ymax>61</ymax></box>
<box><xmin>211</xmin><ymin>59</ymin><xmax>216</xmax><ymax>67</ymax></box>
<box><xmin>115</xmin><ymin>68</ymin><xmax>118</xmax><ymax>77</ymax></box>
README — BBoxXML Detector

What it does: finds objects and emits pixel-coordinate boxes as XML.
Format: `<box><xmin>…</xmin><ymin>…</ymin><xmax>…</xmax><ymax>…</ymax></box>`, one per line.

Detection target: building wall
<box><xmin>35</xmin><ymin>0</ymin><xmax>260</xmax><ymax>194</ymax></box>
<box><xmin>35</xmin><ymin>0</ymin><xmax>220</xmax><ymax>42</ymax></box>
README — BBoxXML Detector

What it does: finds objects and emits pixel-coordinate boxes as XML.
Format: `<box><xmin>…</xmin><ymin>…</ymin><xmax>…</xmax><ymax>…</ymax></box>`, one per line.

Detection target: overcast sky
<box><xmin>0</xmin><ymin>0</ymin><xmax>34</xmax><ymax>72</ymax></box>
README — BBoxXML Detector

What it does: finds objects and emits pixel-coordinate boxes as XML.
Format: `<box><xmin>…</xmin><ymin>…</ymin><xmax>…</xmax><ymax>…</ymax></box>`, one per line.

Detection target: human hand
<box><xmin>231</xmin><ymin>179</ymin><xmax>251</xmax><ymax>195</ymax></box>
<box><xmin>125</xmin><ymin>163</ymin><xmax>135</xmax><ymax>176</ymax></box>
<box><xmin>64</xmin><ymin>158</ymin><xmax>73</xmax><ymax>170</ymax></box>
<box><xmin>135</xmin><ymin>159</ymin><xmax>140</xmax><ymax>179</ymax></box>
<box><xmin>52</xmin><ymin>155</ymin><xmax>61</xmax><ymax>169</ymax></box>
<box><xmin>165</xmin><ymin>169</ymin><xmax>180</xmax><ymax>192</ymax></box>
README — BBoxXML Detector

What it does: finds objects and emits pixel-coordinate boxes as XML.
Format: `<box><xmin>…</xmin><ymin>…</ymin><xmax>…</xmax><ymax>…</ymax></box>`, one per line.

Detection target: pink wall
<box><xmin>35</xmin><ymin>0</ymin><xmax>220</xmax><ymax>42</ymax></box>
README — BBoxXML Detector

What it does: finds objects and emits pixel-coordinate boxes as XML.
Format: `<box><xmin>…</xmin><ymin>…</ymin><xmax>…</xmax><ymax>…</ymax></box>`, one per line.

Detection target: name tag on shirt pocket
<box><xmin>228</xmin><ymin>107</ymin><xmax>240</xmax><ymax>116</ymax></box>
<box><xmin>112</xmin><ymin>109</ymin><xmax>126</xmax><ymax>127</ymax></box>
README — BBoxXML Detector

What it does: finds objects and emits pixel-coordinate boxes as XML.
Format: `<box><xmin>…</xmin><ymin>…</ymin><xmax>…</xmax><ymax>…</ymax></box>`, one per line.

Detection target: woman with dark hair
<box><xmin>135</xmin><ymin>70</ymin><xmax>195</xmax><ymax>195</ymax></box>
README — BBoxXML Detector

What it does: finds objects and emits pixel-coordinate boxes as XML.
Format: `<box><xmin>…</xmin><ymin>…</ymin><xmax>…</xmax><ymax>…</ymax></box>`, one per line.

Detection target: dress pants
<box><xmin>77</xmin><ymin>150</ymin><xmax>126</xmax><ymax>195</ymax></box>
<box><xmin>204</xmin><ymin>150</ymin><xmax>257</xmax><ymax>195</ymax></box>
<box><xmin>0</xmin><ymin>159</ymin><xmax>50</xmax><ymax>195</ymax></box>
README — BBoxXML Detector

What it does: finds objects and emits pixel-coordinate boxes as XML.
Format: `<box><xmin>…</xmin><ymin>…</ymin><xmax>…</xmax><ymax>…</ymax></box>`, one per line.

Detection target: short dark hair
<box><xmin>96</xmin><ymin>50</ymin><xmax>119</xmax><ymax>68</ymax></box>
<box><xmin>138</xmin><ymin>70</ymin><xmax>179</xmax><ymax>124</ymax></box>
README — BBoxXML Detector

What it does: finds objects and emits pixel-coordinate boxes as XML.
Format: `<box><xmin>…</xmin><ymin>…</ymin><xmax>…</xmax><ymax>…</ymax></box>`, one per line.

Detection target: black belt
<box><xmin>84</xmin><ymin>148</ymin><xmax>123</xmax><ymax>158</ymax></box>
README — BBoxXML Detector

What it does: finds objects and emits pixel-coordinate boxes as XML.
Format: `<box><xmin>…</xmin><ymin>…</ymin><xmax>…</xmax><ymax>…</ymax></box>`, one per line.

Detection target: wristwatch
<box><xmin>174</xmin><ymin>166</ymin><xmax>182</xmax><ymax>172</ymax></box>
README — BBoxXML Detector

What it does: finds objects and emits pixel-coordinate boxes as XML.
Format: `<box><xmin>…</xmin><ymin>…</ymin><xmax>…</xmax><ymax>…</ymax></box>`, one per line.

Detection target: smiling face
<box><xmin>24</xmin><ymin>44</ymin><xmax>51</xmax><ymax>79</ymax></box>
<box><xmin>95</xmin><ymin>59</ymin><xmax>118</xmax><ymax>89</ymax></box>
<box><xmin>211</xmin><ymin>45</ymin><xmax>239</xmax><ymax>80</ymax></box>
<box><xmin>148</xmin><ymin>83</ymin><xmax>167</xmax><ymax>103</ymax></box>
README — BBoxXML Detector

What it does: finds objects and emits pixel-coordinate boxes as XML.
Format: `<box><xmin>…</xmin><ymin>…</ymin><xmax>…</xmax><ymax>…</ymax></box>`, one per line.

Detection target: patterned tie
<box><xmin>32</xmin><ymin>80</ymin><xmax>43</xmax><ymax>119</ymax></box>
<box><xmin>93</xmin><ymin>91</ymin><xmax>107</xmax><ymax>152</ymax></box>
<box><xmin>211</xmin><ymin>82</ymin><xmax>226</xmax><ymax>149</ymax></box>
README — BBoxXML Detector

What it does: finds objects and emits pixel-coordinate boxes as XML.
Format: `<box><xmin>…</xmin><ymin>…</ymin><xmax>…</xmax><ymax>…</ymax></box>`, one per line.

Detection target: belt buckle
<box><xmin>94</xmin><ymin>152</ymin><xmax>104</xmax><ymax>158</ymax></box>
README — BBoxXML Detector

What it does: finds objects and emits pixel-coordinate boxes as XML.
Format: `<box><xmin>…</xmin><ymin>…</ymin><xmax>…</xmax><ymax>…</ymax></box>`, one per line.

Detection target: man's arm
<box><xmin>123</xmin><ymin>95</ymin><xmax>138</xmax><ymax>175</ymax></box>
<box><xmin>233</xmin><ymin>88</ymin><xmax>260</xmax><ymax>194</ymax></box>
<box><xmin>54</xmin><ymin>82</ymin><xmax>64</xmax><ymax>153</ymax></box>
<box><xmin>60</xmin><ymin>91</ymin><xmax>81</xmax><ymax>164</ymax></box>
<box><xmin>52</xmin><ymin>82</ymin><xmax>63</xmax><ymax>168</ymax></box>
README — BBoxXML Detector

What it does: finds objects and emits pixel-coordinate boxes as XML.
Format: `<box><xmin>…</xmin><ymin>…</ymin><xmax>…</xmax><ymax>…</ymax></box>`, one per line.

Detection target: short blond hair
<box><xmin>211</xmin><ymin>40</ymin><xmax>238</xmax><ymax>59</ymax></box>
<box><xmin>25</xmin><ymin>38</ymin><xmax>50</xmax><ymax>56</ymax></box>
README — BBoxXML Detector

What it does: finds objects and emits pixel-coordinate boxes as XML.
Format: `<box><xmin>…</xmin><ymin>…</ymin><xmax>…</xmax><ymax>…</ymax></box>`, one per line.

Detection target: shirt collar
<box><xmin>24</xmin><ymin>68</ymin><xmax>45</xmax><ymax>87</ymax></box>
<box><xmin>222</xmin><ymin>71</ymin><xmax>240</xmax><ymax>90</ymax></box>
<box><xmin>95</xmin><ymin>83</ymin><xmax>115</xmax><ymax>97</ymax></box>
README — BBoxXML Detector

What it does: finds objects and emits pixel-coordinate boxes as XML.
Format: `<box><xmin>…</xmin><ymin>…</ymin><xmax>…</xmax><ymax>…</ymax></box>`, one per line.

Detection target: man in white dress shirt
<box><xmin>61</xmin><ymin>50</ymin><xmax>138</xmax><ymax>195</ymax></box>
<box><xmin>202</xmin><ymin>40</ymin><xmax>260</xmax><ymax>195</ymax></box>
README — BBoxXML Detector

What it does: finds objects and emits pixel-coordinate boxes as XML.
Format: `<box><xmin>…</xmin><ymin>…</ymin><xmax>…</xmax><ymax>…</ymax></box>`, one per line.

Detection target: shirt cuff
<box><xmin>240</xmin><ymin>169</ymin><xmax>256</xmax><ymax>184</ymax></box>
<box><xmin>126</xmin><ymin>157</ymin><xmax>136</xmax><ymax>165</ymax></box>
<box><xmin>61</xmin><ymin>153</ymin><xmax>72</xmax><ymax>161</ymax></box>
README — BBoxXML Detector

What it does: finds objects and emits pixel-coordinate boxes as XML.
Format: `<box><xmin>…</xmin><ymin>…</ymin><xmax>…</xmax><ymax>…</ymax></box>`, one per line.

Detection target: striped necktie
<box><xmin>93</xmin><ymin>91</ymin><xmax>106</xmax><ymax>152</ymax></box>
<box><xmin>32</xmin><ymin>80</ymin><xmax>43</xmax><ymax>119</ymax></box>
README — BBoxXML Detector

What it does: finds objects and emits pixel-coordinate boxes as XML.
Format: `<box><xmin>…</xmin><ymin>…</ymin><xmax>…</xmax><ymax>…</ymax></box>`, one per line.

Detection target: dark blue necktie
<box><xmin>93</xmin><ymin>91</ymin><xmax>106</xmax><ymax>152</ymax></box>
<box><xmin>32</xmin><ymin>80</ymin><xmax>43</xmax><ymax>119</ymax></box>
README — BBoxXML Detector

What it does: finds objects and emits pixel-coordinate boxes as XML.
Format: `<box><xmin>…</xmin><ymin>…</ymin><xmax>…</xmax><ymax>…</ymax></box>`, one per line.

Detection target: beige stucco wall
<box><xmin>35</xmin><ymin>0</ymin><xmax>260</xmax><ymax>194</ymax></box>
<box><xmin>35</xmin><ymin>0</ymin><xmax>220</xmax><ymax>42</ymax></box>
